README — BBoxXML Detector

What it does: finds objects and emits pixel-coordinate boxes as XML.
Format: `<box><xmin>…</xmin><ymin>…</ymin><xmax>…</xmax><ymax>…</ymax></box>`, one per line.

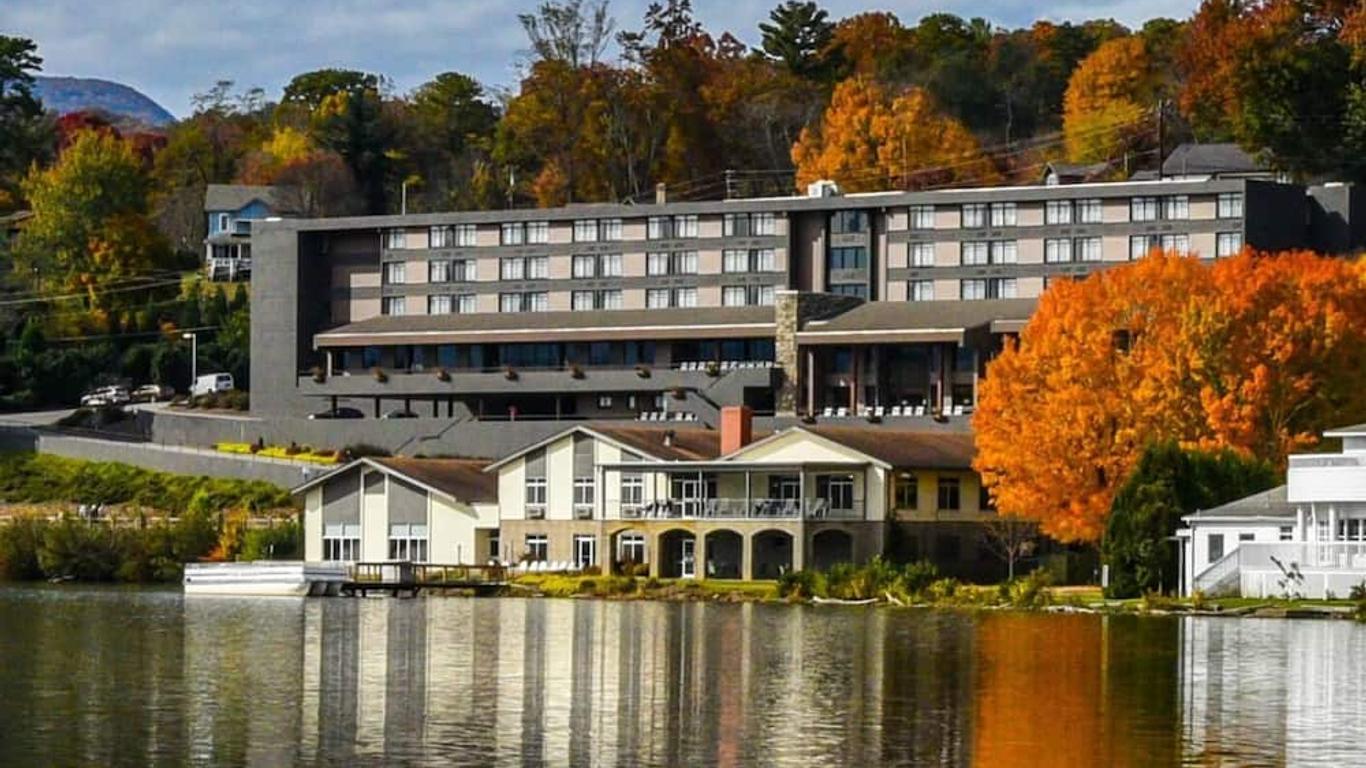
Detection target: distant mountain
<box><xmin>32</xmin><ymin>76</ymin><xmax>176</xmax><ymax>127</ymax></box>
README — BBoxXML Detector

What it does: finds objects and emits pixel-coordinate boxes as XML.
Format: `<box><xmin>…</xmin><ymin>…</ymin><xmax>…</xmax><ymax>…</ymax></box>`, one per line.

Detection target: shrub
<box><xmin>239</xmin><ymin>520</ymin><xmax>301</xmax><ymax>561</ymax></box>
<box><xmin>0</xmin><ymin>516</ymin><xmax>45</xmax><ymax>580</ymax></box>
<box><xmin>927</xmin><ymin>577</ymin><xmax>960</xmax><ymax>603</ymax></box>
<box><xmin>777</xmin><ymin>569</ymin><xmax>826</xmax><ymax>599</ymax></box>
<box><xmin>577</xmin><ymin>578</ymin><xmax>598</xmax><ymax>594</ymax></box>
<box><xmin>899</xmin><ymin>560</ymin><xmax>940</xmax><ymax>596</ymax></box>
<box><xmin>1004</xmin><ymin>569</ymin><xmax>1053</xmax><ymax>608</ymax></box>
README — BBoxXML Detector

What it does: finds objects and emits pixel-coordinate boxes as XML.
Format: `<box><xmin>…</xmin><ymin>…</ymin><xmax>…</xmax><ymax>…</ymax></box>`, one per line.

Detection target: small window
<box><xmin>572</xmin><ymin>254</ymin><xmax>596</xmax><ymax>278</ymax></box>
<box><xmin>937</xmin><ymin>477</ymin><xmax>961</xmax><ymax>511</ymax></box>
<box><xmin>1045</xmin><ymin>238</ymin><xmax>1072</xmax><ymax>263</ymax></box>
<box><xmin>600</xmin><ymin>219</ymin><xmax>622</xmax><ymax>241</ymax></box>
<box><xmin>1218</xmin><ymin>192</ymin><xmax>1244</xmax><ymax>219</ymax></box>
<box><xmin>218</xmin><ymin>213</ymin><xmax>230</xmax><ymax>232</ymax></box>
<box><xmin>909</xmin><ymin>205</ymin><xmax>935</xmax><ymax>230</ymax></box>
<box><xmin>1207</xmin><ymin>533</ymin><xmax>1225</xmax><ymax>563</ymax></box>
<box><xmin>752</xmin><ymin>249</ymin><xmax>775</xmax><ymax>272</ymax></box>
<box><xmin>1239</xmin><ymin>532</ymin><xmax>1256</xmax><ymax>542</ymax></box>
<box><xmin>382</xmin><ymin>296</ymin><xmax>406</xmax><ymax>316</ymax></box>
<box><xmin>383</xmin><ymin>261</ymin><xmax>406</xmax><ymax>284</ymax></box>
<box><xmin>385</xmin><ymin>229</ymin><xmax>406</xmax><ymax>250</ymax></box>
<box><xmin>961</xmin><ymin>204</ymin><xmax>987</xmax><ymax>229</ymax></box>
<box><xmin>454</xmin><ymin>224</ymin><xmax>477</xmax><ymax>247</ymax></box>
<box><xmin>990</xmin><ymin>202</ymin><xmax>1017</xmax><ymax>227</ymax></box>
<box><xmin>526</xmin><ymin>221</ymin><xmax>549</xmax><ymax>244</ymax></box>
<box><xmin>752</xmin><ymin>212</ymin><xmax>776</xmax><ymax>235</ymax></box>
<box><xmin>647</xmin><ymin>216</ymin><xmax>672</xmax><ymax>240</ymax></box>
<box><xmin>910</xmin><ymin>242</ymin><xmax>935</xmax><ymax>268</ymax></box>
<box><xmin>599</xmin><ymin>254</ymin><xmax>622</xmax><ymax>277</ymax></box>
<box><xmin>673</xmin><ymin>215</ymin><xmax>698</xmax><ymax>238</ymax></box>
<box><xmin>1077</xmin><ymin>198</ymin><xmax>1103</xmax><ymax>224</ymax></box>
<box><xmin>723</xmin><ymin>249</ymin><xmax>747</xmax><ymax>273</ymax></box>
<box><xmin>525</xmin><ymin>534</ymin><xmax>548</xmax><ymax>561</ymax></box>
<box><xmin>894</xmin><ymin>472</ymin><xmax>918</xmax><ymax>510</ymax></box>
<box><xmin>1045</xmin><ymin>200</ymin><xmax>1073</xmax><ymax>225</ymax></box>
<box><xmin>1216</xmin><ymin>232</ymin><xmax>1243</xmax><ymax>258</ymax></box>
<box><xmin>574</xmin><ymin>220</ymin><xmax>599</xmax><ymax>243</ymax></box>
<box><xmin>500</xmin><ymin>222</ymin><xmax>525</xmax><ymax>245</ymax></box>
<box><xmin>597</xmin><ymin>395</ymin><xmax>613</xmax><ymax>409</ymax></box>
<box><xmin>909</xmin><ymin>280</ymin><xmax>934</xmax><ymax>301</ymax></box>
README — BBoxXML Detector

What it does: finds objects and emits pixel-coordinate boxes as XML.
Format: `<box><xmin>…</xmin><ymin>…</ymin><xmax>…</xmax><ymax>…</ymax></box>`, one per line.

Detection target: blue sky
<box><xmin>6</xmin><ymin>0</ymin><xmax>1200</xmax><ymax>117</ymax></box>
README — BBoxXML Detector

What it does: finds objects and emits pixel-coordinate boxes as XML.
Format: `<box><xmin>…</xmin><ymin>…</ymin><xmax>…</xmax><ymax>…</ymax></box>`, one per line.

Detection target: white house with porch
<box><xmin>1180</xmin><ymin>423</ymin><xmax>1366</xmax><ymax>599</ymax></box>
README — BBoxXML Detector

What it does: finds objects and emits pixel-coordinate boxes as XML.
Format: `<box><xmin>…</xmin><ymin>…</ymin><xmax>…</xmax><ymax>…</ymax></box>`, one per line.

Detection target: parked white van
<box><xmin>192</xmin><ymin>373</ymin><xmax>235</xmax><ymax>397</ymax></box>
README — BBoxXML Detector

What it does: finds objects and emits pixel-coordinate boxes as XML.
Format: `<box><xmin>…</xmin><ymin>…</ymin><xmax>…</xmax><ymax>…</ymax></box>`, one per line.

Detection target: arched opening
<box><xmin>751</xmin><ymin>530</ymin><xmax>794</xmax><ymax>579</ymax></box>
<box><xmin>659</xmin><ymin>529</ymin><xmax>698</xmax><ymax>579</ymax></box>
<box><xmin>811</xmin><ymin>529</ymin><xmax>854</xmax><ymax>572</ymax></box>
<box><xmin>704</xmin><ymin>530</ymin><xmax>743</xmax><ymax>579</ymax></box>
<box><xmin>611</xmin><ymin>529</ymin><xmax>649</xmax><ymax>575</ymax></box>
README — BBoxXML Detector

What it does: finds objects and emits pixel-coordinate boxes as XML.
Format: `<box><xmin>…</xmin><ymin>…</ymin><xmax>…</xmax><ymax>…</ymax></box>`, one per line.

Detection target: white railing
<box><xmin>1193</xmin><ymin>547</ymin><xmax>1242</xmax><ymax>594</ymax></box>
<box><xmin>1289</xmin><ymin>455</ymin><xmax>1365</xmax><ymax>468</ymax></box>
<box><xmin>1236</xmin><ymin>542</ymin><xmax>1366</xmax><ymax>571</ymax></box>
<box><xmin>620</xmin><ymin>497</ymin><xmax>863</xmax><ymax>521</ymax></box>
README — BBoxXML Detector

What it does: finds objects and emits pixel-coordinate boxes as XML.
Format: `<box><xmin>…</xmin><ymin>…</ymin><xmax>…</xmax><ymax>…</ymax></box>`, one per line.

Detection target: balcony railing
<box><xmin>621</xmin><ymin>497</ymin><xmax>864</xmax><ymax>521</ymax></box>
<box><xmin>1289</xmin><ymin>454</ymin><xmax>1366</xmax><ymax>468</ymax></box>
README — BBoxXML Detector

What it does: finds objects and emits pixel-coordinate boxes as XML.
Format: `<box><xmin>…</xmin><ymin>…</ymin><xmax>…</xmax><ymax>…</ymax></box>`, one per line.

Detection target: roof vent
<box><xmin>807</xmin><ymin>179</ymin><xmax>841</xmax><ymax>198</ymax></box>
<box><xmin>662</xmin><ymin>429</ymin><xmax>675</xmax><ymax>448</ymax></box>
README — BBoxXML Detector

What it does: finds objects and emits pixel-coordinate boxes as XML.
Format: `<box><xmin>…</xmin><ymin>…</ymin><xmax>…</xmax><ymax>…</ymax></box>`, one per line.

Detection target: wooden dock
<box><xmin>342</xmin><ymin>562</ymin><xmax>508</xmax><ymax>598</ymax></box>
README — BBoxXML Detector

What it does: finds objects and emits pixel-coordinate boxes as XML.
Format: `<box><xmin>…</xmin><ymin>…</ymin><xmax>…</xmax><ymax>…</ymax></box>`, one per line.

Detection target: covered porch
<box><xmin>604</xmin><ymin>522</ymin><xmax>874</xmax><ymax>580</ymax></box>
<box><xmin>603</xmin><ymin>459</ymin><xmax>873</xmax><ymax>522</ymax></box>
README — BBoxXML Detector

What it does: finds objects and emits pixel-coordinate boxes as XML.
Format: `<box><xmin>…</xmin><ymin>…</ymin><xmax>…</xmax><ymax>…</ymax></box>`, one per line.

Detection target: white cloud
<box><xmin>5</xmin><ymin>0</ymin><xmax>1200</xmax><ymax>117</ymax></box>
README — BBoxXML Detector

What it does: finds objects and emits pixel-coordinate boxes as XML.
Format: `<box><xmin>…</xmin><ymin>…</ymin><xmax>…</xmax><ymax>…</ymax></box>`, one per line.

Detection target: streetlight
<box><xmin>182</xmin><ymin>331</ymin><xmax>198</xmax><ymax>390</ymax></box>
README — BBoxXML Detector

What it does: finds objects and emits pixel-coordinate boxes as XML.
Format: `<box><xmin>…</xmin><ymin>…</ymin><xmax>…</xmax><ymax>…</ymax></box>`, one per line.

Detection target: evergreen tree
<box><xmin>759</xmin><ymin>1</ymin><xmax>839</xmax><ymax>80</ymax></box>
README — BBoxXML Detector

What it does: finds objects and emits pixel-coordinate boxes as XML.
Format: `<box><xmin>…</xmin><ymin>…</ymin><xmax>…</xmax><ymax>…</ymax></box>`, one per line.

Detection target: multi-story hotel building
<box><xmin>253</xmin><ymin>174</ymin><xmax>1336</xmax><ymax>429</ymax></box>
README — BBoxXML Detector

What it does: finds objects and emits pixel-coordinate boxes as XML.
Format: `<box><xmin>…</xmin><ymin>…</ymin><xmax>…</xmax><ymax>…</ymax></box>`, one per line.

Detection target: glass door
<box><xmin>680</xmin><ymin>539</ymin><xmax>696</xmax><ymax>579</ymax></box>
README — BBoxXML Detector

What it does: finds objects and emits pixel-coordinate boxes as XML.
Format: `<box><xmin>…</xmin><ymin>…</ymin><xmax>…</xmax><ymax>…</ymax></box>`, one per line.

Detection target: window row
<box><xmin>500</xmin><ymin>256</ymin><xmax>550</xmax><ymax>281</ymax></box>
<box><xmin>723</xmin><ymin>212</ymin><xmax>777</xmax><ymax>237</ymax></box>
<box><xmin>722</xmin><ymin>248</ymin><xmax>777</xmax><ymax>273</ymax></box>
<box><xmin>1130</xmin><ymin>195</ymin><xmax>1189</xmax><ymax>222</ymax></box>
<box><xmin>1044</xmin><ymin>236</ymin><xmax>1103</xmax><ymax>263</ymax></box>
<box><xmin>428</xmin><ymin>294</ymin><xmax>477</xmax><ymax>315</ymax></box>
<box><xmin>961</xmin><ymin>240</ymin><xmax>1017</xmax><ymax>266</ymax></box>
<box><xmin>1044</xmin><ymin>199</ymin><xmax>1104</xmax><ymax>225</ymax></box>
<box><xmin>571</xmin><ymin>289</ymin><xmax>623</xmax><ymax>311</ymax></box>
<box><xmin>645</xmin><ymin>287</ymin><xmax>698</xmax><ymax>309</ymax></box>
<box><xmin>721</xmin><ymin>284</ymin><xmax>776</xmax><ymax>307</ymax></box>
<box><xmin>500</xmin><ymin>291</ymin><xmax>550</xmax><ymax>313</ymax></box>
<box><xmin>961</xmin><ymin>277</ymin><xmax>1017</xmax><ymax>300</ymax></box>
<box><xmin>571</xmin><ymin>253</ymin><xmax>623</xmax><ymax>279</ymax></box>
<box><xmin>1129</xmin><ymin>234</ymin><xmax>1191</xmax><ymax>259</ymax></box>
<box><xmin>647</xmin><ymin>215</ymin><xmax>698</xmax><ymax>240</ymax></box>
<box><xmin>647</xmin><ymin>251</ymin><xmax>699</xmax><ymax>276</ymax></box>
<box><xmin>961</xmin><ymin>202</ymin><xmax>1017</xmax><ymax>229</ymax></box>
<box><xmin>429</xmin><ymin>259</ymin><xmax>475</xmax><ymax>283</ymax></box>
<box><xmin>891</xmin><ymin>473</ymin><xmax>965</xmax><ymax>511</ymax></box>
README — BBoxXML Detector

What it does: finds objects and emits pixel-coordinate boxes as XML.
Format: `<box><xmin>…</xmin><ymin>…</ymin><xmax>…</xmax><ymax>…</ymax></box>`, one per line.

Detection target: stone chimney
<box><xmin>720</xmin><ymin>405</ymin><xmax>754</xmax><ymax>455</ymax></box>
<box><xmin>655</xmin><ymin>182</ymin><xmax>667</xmax><ymax>205</ymax></box>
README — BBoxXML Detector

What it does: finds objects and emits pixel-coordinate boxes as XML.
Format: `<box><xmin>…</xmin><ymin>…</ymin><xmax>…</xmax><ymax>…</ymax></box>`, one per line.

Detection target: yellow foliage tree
<box><xmin>792</xmin><ymin>78</ymin><xmax>998</xmax><ymax>192</ymax></box>
<box><xmin>1062</xmin><ymin>36</ymin><xmax>1154</xmax><ymax>164</ymax></box>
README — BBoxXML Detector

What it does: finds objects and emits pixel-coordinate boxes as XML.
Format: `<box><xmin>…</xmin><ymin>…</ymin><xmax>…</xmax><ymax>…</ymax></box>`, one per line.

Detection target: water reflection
<box><xmin>2</xmin><ymin>587</ymin><xmax>1366</xmax><ymax>766</ymax></box>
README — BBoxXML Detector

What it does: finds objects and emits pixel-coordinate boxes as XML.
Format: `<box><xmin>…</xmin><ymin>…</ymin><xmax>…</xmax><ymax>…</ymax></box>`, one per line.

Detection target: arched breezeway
<box><xmin>810</xmin><ymin>529</ymin><xmax>854</xmax><ymax>572</ymax></box>
<box><xmin>704</xmin><ymin>530</ymin><xmax>743</xmax><ymax>579</ymax></box>
<box><xmin>751</xmin><ymin>529</ymin><xmax>794</xmax><ymax>579</ymax></box>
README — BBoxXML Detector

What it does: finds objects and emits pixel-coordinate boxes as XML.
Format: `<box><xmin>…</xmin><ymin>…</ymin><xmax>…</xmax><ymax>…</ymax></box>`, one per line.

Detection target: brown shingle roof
<box><xmin>589</xmin><ymin>425</ymin><xmax>723</xmax><ymax>461</ymax></box>
<box><xmin>373</xmin><ymin>457</ymin><xmax>498</xmax><ymax>502</ymax></box>
<box><xmin>799</xmin><ymin>299</ymin><xmax>1036</xmax><ymax>335</ymax></box>
<box><xmin>802</xmin><ymin>427</ymin><xmax>976</xmax><ymax>469</ymax></box>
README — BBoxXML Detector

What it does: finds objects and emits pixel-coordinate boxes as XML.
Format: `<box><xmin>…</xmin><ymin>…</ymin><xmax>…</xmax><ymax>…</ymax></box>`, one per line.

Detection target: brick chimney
<box><xmin>720</xmin><ymin>405</ymin><xmax>754</xmax><ymax>455</ymax></box>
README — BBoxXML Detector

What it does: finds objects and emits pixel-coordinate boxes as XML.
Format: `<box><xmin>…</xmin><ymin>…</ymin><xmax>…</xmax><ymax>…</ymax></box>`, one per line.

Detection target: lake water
<box><xmin>1</xmin><ymin>587</ymin><xmax>1364</xmax><ymax>767</ymax></box>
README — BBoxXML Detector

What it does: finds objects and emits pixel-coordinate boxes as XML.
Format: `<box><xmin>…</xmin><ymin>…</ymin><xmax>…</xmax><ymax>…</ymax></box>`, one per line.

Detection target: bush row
<box><xmin>0</xmin><ymin>452</ymin><xmax>296</xmax><ymax>512</ymax></box>
<box><xmin>777</xmin><ymin>557</ymin><xmax>1055</xmax><ymax>608</ymax></box>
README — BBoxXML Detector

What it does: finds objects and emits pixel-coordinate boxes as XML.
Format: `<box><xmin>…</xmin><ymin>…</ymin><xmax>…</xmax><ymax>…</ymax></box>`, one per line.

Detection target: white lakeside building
<box><xmin>1180</xmin><ymin>423</ymin><xmax>1366</xmax><ymax>599</ymax></box>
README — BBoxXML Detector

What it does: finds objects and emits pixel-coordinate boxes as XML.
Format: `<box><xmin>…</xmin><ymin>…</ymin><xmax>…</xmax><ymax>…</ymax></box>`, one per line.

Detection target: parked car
<box><xmin>380</xmin><ymin>408</ymin><xmax>418</xmax><ymax>420</ymax></box>
<box><xmin>191</xmin><ymin>373</ymin><xmax>235</xmax><ymax>397</ymax></box>
<box><xmin>79</xmin><ymin>385</ymin><xmax>130</xmax><ymax>408</ymax></box>
<box><xmin>308</xmin><ymin>407</ymin><xmax>364</xmax><ymax>420</ymax></box>
<box><xmin>130</xmin><ymin>384</ymin><xmax>175</xmax><ymax>403</ymax></box>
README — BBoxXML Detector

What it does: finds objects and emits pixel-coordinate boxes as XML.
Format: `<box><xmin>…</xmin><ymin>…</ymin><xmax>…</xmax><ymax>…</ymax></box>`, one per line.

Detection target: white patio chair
<box><xmin>822</xmin><ymin>407</ymin><xmax>834</xmax><ymax>418</ymax></box>
<box><xmin>836</xmin><ymin>407</ymin><xmax>848</xmax><ymax>418</ymax></box>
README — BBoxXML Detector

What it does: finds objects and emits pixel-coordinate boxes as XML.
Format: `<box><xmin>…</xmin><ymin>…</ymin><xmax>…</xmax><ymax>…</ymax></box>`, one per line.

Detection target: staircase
<box><xmin>1193</xmin><ymin>548</ymin><xmax>1242</xmax><ymax>596</ymax></box>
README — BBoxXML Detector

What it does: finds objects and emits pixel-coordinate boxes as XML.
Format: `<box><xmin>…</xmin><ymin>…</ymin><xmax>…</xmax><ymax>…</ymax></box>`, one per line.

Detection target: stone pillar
<box><xmin>793</xmin><ymin>527</ymin><xmax>806</xmax><ymax>572</ymax></box>
<box><xmin>695</xmin><ymin>530</ymin><xmax>708</xmax><ymax>581</ymax></box>
<box><xmin>774</xmin><ymin>290</ymin><xmax>801</xmax><ymax>416</ymax></box>
<box><xmin>742</xmin><ymin>532</ymin><xmax>755</xmax><ymax>581</ymax></box>
<box><xmin>649</xmin><ymin>532</ymin><xmax>662</xmax><ymax>578</ymax></box>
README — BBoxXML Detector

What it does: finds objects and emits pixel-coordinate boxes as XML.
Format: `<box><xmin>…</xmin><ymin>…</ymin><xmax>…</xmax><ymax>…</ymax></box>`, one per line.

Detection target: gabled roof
<box><xmin>205</xmin><ymin>184</ymin><xmax>294</xmax><ymax>214</ymax></box>
<box><xmin>1044</xmin><ymin>161</ymin><xmax>1114</xmax><ymax>184</ymax></box>
<box><xmin>1161</xmin><ymin>143</ymin><xmax>1267</xmax><ymax>177</ymax></box>
<box><xmin>484</xmin><ymin>424</ymin><xmax>722</xmax><ymax>472</ymax></box>
<box><xmin>292</xmin><ymin>456</ymin><xmax>496</xmax><ymax>503</ymax></box>
<box><xmin>1325</xmin><ymin>423</ymin><xmax>1366</xmax><ymax>438</ymax></box>
<box><xmin>1183</xmin><ymin>485</ymin><xmax>1292</xmax><ymax>521</ymax></box>
<box><xmin>718</xmin><ymin>426</ymin><xmax>976</xmax><ymax>470</ymax></box>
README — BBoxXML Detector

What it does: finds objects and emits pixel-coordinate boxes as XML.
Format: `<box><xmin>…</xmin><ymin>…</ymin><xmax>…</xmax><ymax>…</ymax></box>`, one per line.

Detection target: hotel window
<box><xmin>752</xmin><ymin>249</ymin><xmax>776</xmax><ymax>271</ymax></box>
<box><xmin>673</xmin><ymin>251</ymin><xmax>698</xmax><ymax>275</ymax></box>
<box><xmin>961</xmin><ymin>203</ymin><xmax>987</xmax><ymax>229</ymax></box>
<box><xmin>454</xmin><ymin>224</ymin><xmax>477</xmax><ymax>247</ymax></box>
<box><xmin>753</xmin><ymin>212</ymin><xmax>776</xmax><ymax>235</ymax></box>
<box><xmin>429</xmin><ymin>260</ymin><xmax>449</xmax><ymax>282</ymax></box>
<box><xmin>674</xmin><ymin>215</ymin><xmax>698</xmax><ymax>238</ymax></box>
<box><xmin>990</xmin><ymin>202</ymin><xmax>1017</xmax><ymax>227</ymax></box>
<box><xmin>1045</xmin><ymin>238</ymin><xmax>1072</xmax><ymax>264</ymax></box>
<box><xmin>500</xmin><ymin>257</ymin><xmax>525</xmax><ymax>281</ymax></box>
<box><xmin>647</xmin><ymin>216</ymin><xmax>672</xmax><ymax>240</ymax></box>
<box><xmin>429</xmin><ymin>294</ymin><xmax>452</xmax><ymax>314</ymax></box>
<box><xmin>599</xmin><ymin>254</ymin><xmax>622</xmax><ymax>276</ymax></box>
<box><xmin>1160</xmin><ymin>234</ymin><xmax>1190</xmax><ymax>253</ymax></box>
<box><xmin>1130</xmin><ymin>235</ymin><xmax>1157</xmax><ymax>260</ymax></box>
<box><xmin>723</xmin><ymin>213</ymin><xmax>749</xmax><ymax>237</ymax></box>
<box><xmin>961</xmin><ymin>241</ymin><xmax>989</xmax><ymax>266</ymax></box>
<box><xmin>646</xmin><ymin>288</ymin><xmax>670</xmax><ymax>308</ymax></box>
<box><xmin>1131</xmin><ymin>197</ymin><xmax>1159</xmax><ymax>222</ymax></box>
<box><xmin>894</xmin><ymin>472</ymin><xmax>918</xmax><ymax>510</ymax></box>
<box><xmin>830</xmin><ymin>210</ymin><xmax>868</xmax><ymax>234</ymax></box>
<box><xmin>647</xmin><ymin>252</ymin><xmax>670</xmax><ymax>276</ymax></box>
<box><xmin>571</xmin><ymin>291</ymin><xmax>595</xmax><ymax>311</ymax></box>
<box><xmin>722</xmin><ymin>286</ymin><xmax>748</xmax><ymax>306</ymax></box>
<box><xmin>600</xmin><ymin>289</ymin><xmax>623</xmax><ymax>309</ymax></box>
<box><xmin>572</xmin><ymin>254</ymin><xmax>596</xmax><ymax>278</ymax></box>
<box><xmin>431</xmin><ymin>293</ymin><xmax>474</xmax><ymax>314</ymax></box>
<box><xmin>1077</xmin><ymin>198</ymin><xmax>1103</xmax><ymax>224</ymax></box>
<box><xmin>527</xmin><ymin>256</ymin><xmax>549</xmax><ymax>279</ymax></box>
<box><xmin>1163</xmin><ymin>195</ymin><xmax>1190</xmax><ymax>220</ymax></box>
<box><xmin>429</xmin><ymin>225</ymin><xmax>454</xmax><ymax>248</ymax></box>
<box><xmin>572</xmin><ymin>289</ymin><xmax>621</xmax><ymax>310</ymax></box>
<box><xmin>573</xmin><ymin>219</ymin><xmax>599</xmax><ymax>242</ymax></box>
<box><xmin>573</xmin><ymin>478</ymin><xmax>595</xmax><ymax>517</ymax></box>
<box><xmin>1216</xmin><ymin>231</ymin><xmax>1243</xmax><ymax>257</ymax></box>
<box><xmin>675</xmin><ymin>287</ymin><xmax>697</xmax><ymax>307</ymax></box>
<box><xmin>829</xmin><ymin>246</ymin><xmax>867</xmax><ymax>269</ymax></box>
<box><xmin>600</xmin><ymin>218</ymin><xmax>622</xmax><ymax>241</ymax></box>
<box><xmin>990</xmin><ymin>240</ymin><xmax>1018</xmax><ymax>264</ymax></box>
<box><xmin>501</xmin><ymin>222</ymin><xmax>525</xmax><ymax>245</ymax></box>
<box><xmin>910</xmin><ymin>242</ymin><xmax>935</xmax><ymax>268</ymax></box>
<box><xmin>1076</xmin><ymin>236</ymin><xmax>1102</xmax><ymax>262</ymax></box>
<box><xmin>1218</xmin><ymin>192</ymin><xmax>1244</xmax><ymax>219</ymax></box>
<box><xmin>937</xmin><ymin>477</ymin><xmax>961</xmax><ymax>511</ymax></box>
<box><xmin>909</xmin><ymin>280</ymin><xmax>935</xmax><ymax>302</ymax></box>
<box><xmin>526</xmin><ymin>221</ymin><xmax>550</xmax><ymax>244</ymax></box>
<box><xmin>830</xmin><ymin>284</ymin><xmax>867</xmax><ymax>299</ymax></box>
<box><xmin>525</xmin><ymin>534</ymin><xmax>548</xmax><ymax>561</ymax></box>
<box><xmin>388</xmin><ymin>524</ymin><xmax>429</xmax><ymax>562</ymax></box>
<box><xmin>961</xmin><ymin>278</ymin><xmax>1016</xmax><ymax>300</ymax></box>
<box><xmin>724</xmin><ymin>249</ymin><xmax>747</xmax><ymax>272</ymax></box>
<box><xmin>385</xmin><ymin>229</ymin><xmax>406</xmax><ymax>249</ymax></box>
<box><xmin>909</xmin><ymin>205</ymin><xmax>935</xmax><ymax>230</ymax></box>
<box><xmin>383</xmin><ymin>261</ymin><xmax>406</xmax><ymax>284</ymax></box>
<box><xmin>322</xmin><ymin>524</ymin><xmax>360</xmax><ymax>561</ymax></box>
<box><xmin>617</xmin><ymin>531</ymin><xmax>645</xmax><ymax>561</ymax></box>
<box><xmin>382</xmin><ymin>296</ymin><xmax>406</xmax><ymax>315</ymax></box>
<box><xmin>500</xmin><ymin>292</ymin><xmax>548</xmax><ymax>313</ymax></box>
<box><xmin>621</xmin><ymin>474</ymin><xmax>644</xmax><ymax>514</ymax></box>
<box><xmin>453</xmin><ymin>259</ymin><xmax>475</xmax><ymax>281</ymax></box>
<box><xmin>754</xmin><ymin>285</ymin><xmax>775</xmax><ymax>306</ymax></box>
<box><xmin>1045</xmin><ymin>200</ymin><xmax>1073</xmax><ymax>225</ymax></box>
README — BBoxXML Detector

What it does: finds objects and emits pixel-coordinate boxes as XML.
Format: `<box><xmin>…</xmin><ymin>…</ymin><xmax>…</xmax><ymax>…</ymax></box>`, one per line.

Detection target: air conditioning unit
<box><xmin>807</xmin><ymin>179</ymin><xmax>842</xmax><ymax>198</ymax></box>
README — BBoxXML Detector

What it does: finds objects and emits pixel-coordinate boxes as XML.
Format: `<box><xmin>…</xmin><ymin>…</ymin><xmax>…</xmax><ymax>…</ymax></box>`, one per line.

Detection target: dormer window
<box><xmin>218</xmin><ymin>213</ymin><xmax>229</xmax><ymax>232</ymax></box>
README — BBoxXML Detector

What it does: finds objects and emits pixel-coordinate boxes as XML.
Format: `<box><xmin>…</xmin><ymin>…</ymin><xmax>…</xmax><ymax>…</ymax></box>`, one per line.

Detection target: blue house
<box><xmin>204</xmin><ymin>185</ymin><xmax>295</xmax><ymax>281</ymax></box>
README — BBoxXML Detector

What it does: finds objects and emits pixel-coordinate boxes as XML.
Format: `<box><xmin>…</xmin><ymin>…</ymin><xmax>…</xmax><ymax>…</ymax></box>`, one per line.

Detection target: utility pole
<box><xmin>1156</xmin><ymin>99</ymin><xmax>1167</xmax><ymax>180</ymax></box>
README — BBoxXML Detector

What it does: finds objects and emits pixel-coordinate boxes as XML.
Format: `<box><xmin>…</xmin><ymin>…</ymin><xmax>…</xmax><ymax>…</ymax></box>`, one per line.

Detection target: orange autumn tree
<box><xmin>791</xmin><ymin>78</ymin><xmax>997</xmax><ymax>192</ymax></box>
<box><xmin>1062</xmin><ymin>36</ymin><xmax>1157</xmax><ymax>163</ymax></box>
<box><xmin>974</xmin><ymin>252</ymin><xmax>1366</xmax><ymax>543</ymax></box>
